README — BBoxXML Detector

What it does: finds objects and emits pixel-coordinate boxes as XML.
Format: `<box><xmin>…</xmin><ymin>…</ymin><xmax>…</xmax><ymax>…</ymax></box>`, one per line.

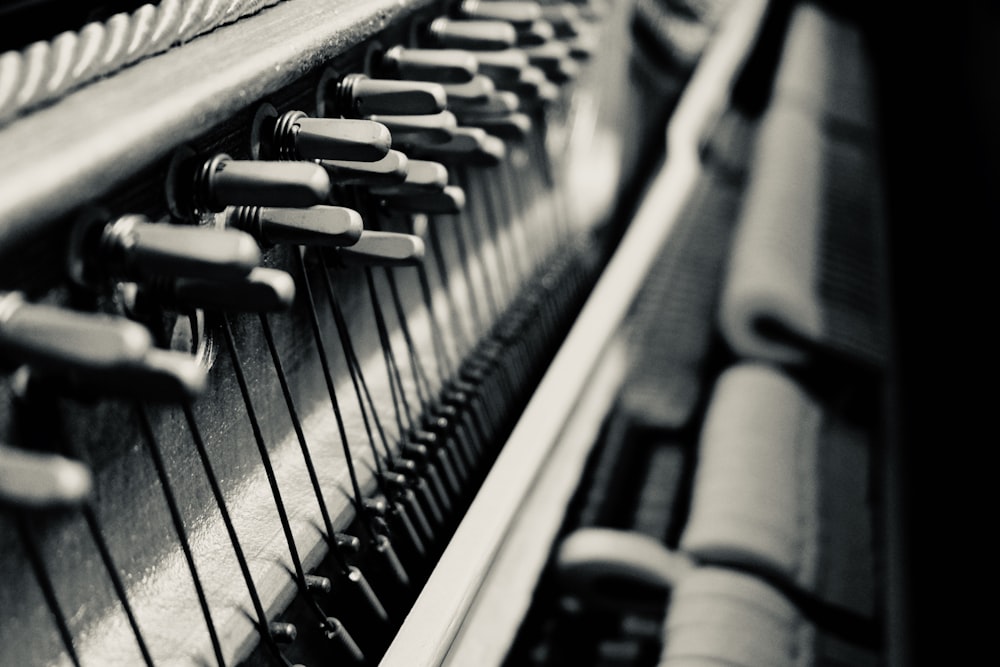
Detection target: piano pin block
<box><xmin>193</xmin><ymin>154</ymin><xmax>331</xmax><ymax>212</ymax></box>
<box><xmin>367</xmin><ymin>111</ymin><xmax>458</xmax><ymax>145</ymax></box>
<box><xmin>379</xmin><ymin>46</ymin><xmax>479</xmax><ymax>84</ymax></box>
<box><xmin>0</xmin><ymin>443</ymin><xmax>92</xmax><ymax>508</ymax></box>
<box><xmin>425</xmin><ymin>18</ymin><xmax>518</xmax><ymax>51</ymax></box>
<box><xmin>318</xmin><ymin>150</ymin><xmax>409</xmax><ymax>186</ymax></box>
<box><xmin>378</xmin><ymin>184</ymin><xmax>466</xmax><ymax>214</ymax></box>
<box><xmin>459</xmin><ymin>0</ymin><xmax>543</xmax><ymax>29</ymax></box>
<box><xmin>268</xmin><ymin>111</ymin><xmax>392</xmax><ymax>162</ymax></box>
<box><xmin>0</xmin><ymin>291</ymin><xmax>152</xmax><ymax>373</ymax></box>
<box><xmin>333</xmin><ymin>74</ymin><xmax>447</xmax><ymax>117</ymax></box>
<box><xmin>334</xmin><ymin>231</ymin><xmax>425</xmax><ymax>267</ymax></box>
<box><xmin>228</xmin><ymin>205</ymin><xmax>363</xmax><ymax>248</ymax></box>
<box><xmin>72</xmin><ymin>214</ymin><xmax>261</xmax><ymax>286</ymax></box>
<box><xmin>441</xmin><ymin>74</ymin><xmax>497</xmax><ymax>108</ymax></box>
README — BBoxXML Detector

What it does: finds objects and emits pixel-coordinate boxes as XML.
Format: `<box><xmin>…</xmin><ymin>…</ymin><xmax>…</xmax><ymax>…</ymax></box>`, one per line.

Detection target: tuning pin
<box><xmin>269</xmin><ymin>622</ymin><xmax>298</xmax><ymax>644</ymax></box>
<box><xmin>566</xmin><ymin>34</ymin><xmax>596</xmax><ymax>60</ymax></box>
<box><xmin>228</xmin><ymin>205</ymin><xmax>363</xmax><ymax>248</ymax></box>
<box><xmin>370</xmin><ymin>160</ymin><xmax>450</xmax><ymax>194</ymax></box>
<box><xmin>540</xmin><ymin>4</ymin><xmax>582</xmax><ymax>37</ymax></box>
<box><xmin>472</xmin><ymin>49</ymin><xmax>530</xmax><ymax>83</ymax></box>
<box><xmin>26</xmin><ymin>347</ymin><xmax>209</xmax><ymax>402</ymax></box>
<box><xmin>0</xmin><ymin>291</ymin><xmax>152</xmax><ymax>373</ymax></box>
<box><xmin>305</xmin><ymin>574</ymin><xmax>333</xmax><ymax>595</ymax></box>
<box><xmin>333</xmin><ymin>74</ymin><xmax>447</xmax><ymax>116</ymax></box>
<box><xmin>458</xmin><ymin>1</ymin><xmax>542</xmax><ymax>29</ymax></box>
<box><xmin>74</xmin><ymin>214</ymin><xmax>261</xmax><ymax>285</ymax></box>
<box><xmin>404</xmin><ymin>160</ymin><xmax>451</xmax><ymax>189</ymax></box>
<box><xmin>522</xmin><ymin>42</ymin><xmax>579</xmax><ymax>82</ymax></box>
<box><xmin>407</xmin><ymin>127</ymin><xmax>506</xmax><ymax>166</ymax></box>
<box><xmin>267</xmin><ymin>111</ymin><xmax>392</xmax><ymax>162</ymax></box>
<box><xmin>457</xmin><ymin>112</ymin><xmax>532</xmax><ymax>140</ymax></box>
<box><xmin>453</xmin><ymin>90</ymin><xmax>520</xmax><ymax>116</ymax></box>
<box><xmin>344</xmin><ymin>565</ymin><xmax>390</xmax><ymax>624</ymax></box>
<box><xmin>442</xmin><ymin>75</ymin><xmax>496</xmax><ymax>109</ymax></box>
<box><xmin>192</xmin><ymin>154</ymin><xmax>331</xmax><ymax>212</ymax></box>
<box><xmin>161</xmin><ymin>267</ymin><xmax>296</xmax><ymax>313</ymax></box>
<box><xmin>378</xmin><ymin>46</ymin><xmax>478</xmax><ymax>84</ymax></box>
<box><xmin>368</xmin><ymin>111</ymin><xmax>457</xmax><ymax>145</ymax></box>
<box><xmin>425</xmin><ymin>18</ymin><xmax>518</xmax><ymax>50</ymax></box>
<box><xmin>324</xmin><ymin>617</ymin><xmax>366</xmax><ymax>663</ymax></box>
<box><xmin>318</xmin><ymin>149</ymin><xmax>409</xmax><ymax>186</ymax></box>
<box><xmin>575</xmin><ymin>0</ymin><xmax>610</xmax><ymax>21</ymax></box>
<box><xmin>334</xmin><ymin>231</ymin><xmax>425</xmax><ymax>267</ymax></box>
<box><xmin>506</xmin><ymin>65</ymin><xmax>560</xmax><ymax>102</ymax></box>
<box><xmin>0</xmin><ymin>443</ymin><xmax>92</xmax><ymax>508</ymax></box>
<box><xmin>336</xmin><ymin>532</ymin><xmax>362</xmax><ymax>555</ymax></box>
<box><xmin>378</xmin><ymin>185</ymin><xmax>467</xmax><ymax>215</ymax></box>
<box><xmin>517</xmin><ymin>20</ymin><xmax>555</xmax><ymax>46</ymax></box>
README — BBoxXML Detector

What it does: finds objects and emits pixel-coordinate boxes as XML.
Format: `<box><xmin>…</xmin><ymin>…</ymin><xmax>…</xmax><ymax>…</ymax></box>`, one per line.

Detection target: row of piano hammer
<box><xmin>542</xmin><ymin>3</ymin><xmax>888</xmax><ymax>666</ymax></box>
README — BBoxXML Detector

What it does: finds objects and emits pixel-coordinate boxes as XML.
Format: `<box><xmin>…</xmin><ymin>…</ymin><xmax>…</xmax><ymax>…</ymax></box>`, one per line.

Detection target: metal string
<box><xmin>490</xmin><ymin>159</ymin><xmax>531</xmax><ymax>283</ymax></box>
<box><xmin>478</xmin><ymin>167</ymin><xmax>522</xmax><ymax>300</ymax></box>
<box><xmin>16</xmin><ymin>514</ymin><xmax>82</xmax><ymax>667</ymax></box>
<box><xmin>382</xmin><ymin>267</ymin><xmax>434</xmax><ymax>412</ymax></box>
<box><xmin>440</xmin><ymin>206</ymin><xmax>488</xmax><ymax>338</ymax></box>
<box><xmin>362</xmin><ymin>267</ymin><xmax>417</xmax><ymax>436</ymax></box>
<box><xmin>355</xmin><ymin>197</ymin><xmax>436</xmax><ymax>414</ymax></box>
<box><xmin>77</xmin><ymin>503</ymin><xmax>155</xmax><ymax>665</ymax></box>
<box><xmin>23</xmin><ymin>399</ymin><xmax>158</xmax><ymax>667</ymax></box>
<box><xmin>424</xmin><ymin>219</ymin><xmax>475</xmax><ymax>356</ymax></box>
<box><xmin>256</xmin><ymin>311</ymin><xmax>350</xmax><ymax>576</ymax></box>
<box><xmin>287</xmin><ymin>249</ymin><xmax>396</xmax><ymax>621</ymax></box>
<box><xmin>316</xmin><ymin>253</ymin><xmax>434</xmax><ymax>550</ymax></box>
<box><xmin>134</xmin><ymin>403</ymin><xmax>226</xmax><ymax>667</ymax></box>
<box><xmin>317</xmin><ymin>252</ymin><xmax>396</xmax><ymax>471</ymax></box>
<box><xmin>415</xmin><ymin>263</ymin><xmax>456</xmax><ymax>384</ymax></box>
<box><xmin>455</xmin><ymin>170</ymin><xmax>501</xmax><ymax>322</ymax></box>
<box><xmin>294</xmin><ymin>250</ymin><xmax>388</xmax><ymax>503</ymax></box>
<box><xmin>23</xmin><ymin>394</ymin><xmax>156</xmax><ymax>666</ymax></box>
<box><xmin>219</xmin><ymin>316</ymin><xmax>337</xmax><ymax>632</ymax></box>
<box><xmin>179</xmin><ymin>402</ymin><xmax>287</xmax><ymax>665</ymax></box>
<box><xmin>350</xmin><ymin>195</ymin><xmax>422</xmax><ymax>436</ymax></box>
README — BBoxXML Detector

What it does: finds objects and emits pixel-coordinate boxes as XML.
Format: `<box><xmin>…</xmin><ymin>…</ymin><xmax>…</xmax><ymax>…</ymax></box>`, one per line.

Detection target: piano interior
<box><xmin>0</xmin><ymin>0</ymin><xmax>982</xmax><ymax>665</ymax></box>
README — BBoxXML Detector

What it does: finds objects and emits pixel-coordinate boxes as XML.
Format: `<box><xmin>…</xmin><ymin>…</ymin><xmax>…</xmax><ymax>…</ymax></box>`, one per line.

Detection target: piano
<box><xmin>0</xmin><ymin>0</ymin><xmax>944</xmax><ymax>664</ymax></box>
